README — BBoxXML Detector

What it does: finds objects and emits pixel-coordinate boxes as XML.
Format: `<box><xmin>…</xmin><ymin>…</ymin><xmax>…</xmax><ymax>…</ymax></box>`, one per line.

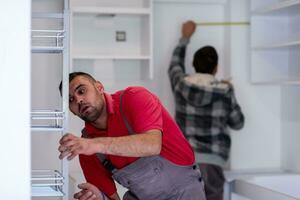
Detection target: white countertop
<box><xmin>224</xmin><ymin>169</ymin><xmax>300</xmax><ymax>200</ymax></box>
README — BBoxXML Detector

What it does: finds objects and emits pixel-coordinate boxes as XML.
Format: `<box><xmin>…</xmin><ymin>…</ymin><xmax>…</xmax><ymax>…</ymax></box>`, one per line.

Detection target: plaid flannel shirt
<box><xmin>168</xmin><ymin>38</ymin><xmax>245</xmax><ymax>167</ymax></box>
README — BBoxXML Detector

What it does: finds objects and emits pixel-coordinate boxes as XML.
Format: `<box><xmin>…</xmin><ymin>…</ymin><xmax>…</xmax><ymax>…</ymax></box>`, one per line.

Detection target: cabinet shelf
<box><xmin>252</xmin><ymin>0</ymin><xmax>300</xmax><ymax>15</ymax></box>
<box><xmin>71</xmin><ymin>0</ymin><xmax>153</xmax><ymax>79</ymax></box>
<box><xmin>73</xmin><ymin>54</ymin><xmax>150</xmax><ymax>60</ymax></box>
<box><xmin>31</xmin><ymin>110</ymin><xmax>64</xmax><ymax>132</ymax></box>
<box><xmin>72</xmin><ymin>7</ymin><xmax>150</xmax><ymax>15</ymax></box>
<box><xmin>31</xmin><ymin>46</ymin><xmax>64</xmax><ymax>53</ymax></box>
<box><xmin>284</xmin><ymin>80</ymin><xmax>300</xmax><ymax>85</ymax></box>
<box><xmin>31</xmin><ymin>0</ymin><xmax>70</xmax><ymax>199</ymax></box>
<box><xmin>250</xmin><ymin>0</ymin><xmax>300</xmax><ymax>85</ymax></box>
<box><xmin>31</xmin><ymin>29</ymin><xmax>65</xmax><ymax>53</ymax></box>
<box><xmin>31</xmin><ymin>170</ymin><xmax>64</xmax><ymax>197</ymax></box>
<box><xmin>252</xmin><ymin>40</ymin><xmax>300</xmax><ymax>50</ymax></box>
<box><xmin>251</xmin><ymin>79</ymin><xmax>300</xmax><ymax>85</ymax></box>
<box><xmin>32</xmin><ymin>12</ymin><xmax>64</xmax><ymax>19</ymax></box>
<box><xmin>31</xmin><ymin>110</ymin><xmax>64</xmax><ymax>119</ymax></box>
<box><xmin>32</xmin><ymin>187</ymin><xmax>64</xmax><ymax>197</ymax></box>
<box><xmin>31</xmin><ymin>125</ymin><xmax>64</xmax><ymax>132</ymax></box>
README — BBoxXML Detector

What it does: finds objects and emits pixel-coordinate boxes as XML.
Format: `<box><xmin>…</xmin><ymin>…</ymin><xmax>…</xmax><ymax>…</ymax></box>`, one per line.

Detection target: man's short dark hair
<box><xmin>193</xmin><ymin>46</ymin><xmax>218</xmax><ymax>74</ymax></box>
<box><xmin>59</xmin><ymin>72</ymin><xmax>96</xmax><ymax>96</ymax></box>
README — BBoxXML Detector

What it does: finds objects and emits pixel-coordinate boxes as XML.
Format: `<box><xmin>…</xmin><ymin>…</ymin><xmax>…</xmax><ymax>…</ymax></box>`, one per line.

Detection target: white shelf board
<box><xmin>73</xmin><ymin>54</ymin><xmax>151</xmax><ymax>60</ymax></box>
<box><xmin>154</xmin><ymin>0</ymin><xmax>227</xmax><ymax>4</ymax></box>
<box><xmin>250</xmin><ymin>79</ymin><xmax>300</xmax><ymax>85</ymax></box>
<box><xmin>283</xmin><ymin>80</ymin><xmax>300</xmax><ymax>85</ymax></box>
<box><xmin>31</xmin><ymin>170</ymin><xmax>64</xmax><ymax>197</ymax></box>
<box><xmin>72</xmin><ymin>7</ymin><xmax>151</xmax><ymax>15</ymax></box>
<box><xmin>252</xmin><ymin>0</ymin><xmax>300</xmax><ymax>15</ymax></box>
<box><xmin>31</xmin><ymin>46</ymin><xmax>64</xmax><ymax>53</ymax></box>
<box><xmin>252</xmin><ymin>40</ymin><xmax>300</xmax><ymax>50</ymax></box>
<box><xmin>32</xmin><ymin>186</ymin><xmax>64</xmax><ymax>197</ymax></box>
<box><xmin>31</xmin><ymin>110</ymin><xmax>64</xmax><ymax>120</ymax></box>
<box><xmin>32</xmin><ymin>12</ymin><xmax>64</xmax><ymax>19</ymax></box>
<box><xmin>224</xmin><ymin>168</ymin><xmax>285</xmax><ymax>182</ymax></box>
<box><xmin>31</xmin><ymin>125</ymin><xmax>63</xmax><ymax>132</ymax></box>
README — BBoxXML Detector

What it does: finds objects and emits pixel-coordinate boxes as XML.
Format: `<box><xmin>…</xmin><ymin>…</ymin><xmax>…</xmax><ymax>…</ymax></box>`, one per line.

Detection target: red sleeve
<box><xmin>79</xmin><ymin>154</ymin><xmax>117</xmax><ymax>197</ymax></box>
<box><xmin>123</xmin><ymin>87</ymin><xmax>163</xmax><ymax>133</ymax></box>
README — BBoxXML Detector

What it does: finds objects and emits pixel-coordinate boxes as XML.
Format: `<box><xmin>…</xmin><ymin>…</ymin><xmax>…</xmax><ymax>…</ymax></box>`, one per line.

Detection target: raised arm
<box><xmin>168</xmin><ymin>20</ymin><xmax>196</xmax><ymax>91</ymax></box>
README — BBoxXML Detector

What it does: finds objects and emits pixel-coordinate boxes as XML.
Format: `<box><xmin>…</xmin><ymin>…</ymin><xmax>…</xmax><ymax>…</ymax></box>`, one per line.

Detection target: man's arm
<box><xmin>93</xmin><ymin>129</ymin><xmax>162</xmax><ymax>157</ymax></box>
<box><xmin>227</xmin><ymin>90</ymin><xmax>245</xmax><ymax>130</ymax></box>
<box><xmin>168</xmin><ymin>21</ymin><xmax>196</xmax><ymax>91</ymax></box>
<box><xmin>59</xmin><ymin>129</ymin><xmax>162</xmax><ymax>160</ymax></box>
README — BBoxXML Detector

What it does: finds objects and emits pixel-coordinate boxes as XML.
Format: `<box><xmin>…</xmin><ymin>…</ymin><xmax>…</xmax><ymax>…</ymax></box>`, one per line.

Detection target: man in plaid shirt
<box><xmin>168</xmin><ymin>20</ymin><xmax>245</xmax><ymax>200</ymax></box>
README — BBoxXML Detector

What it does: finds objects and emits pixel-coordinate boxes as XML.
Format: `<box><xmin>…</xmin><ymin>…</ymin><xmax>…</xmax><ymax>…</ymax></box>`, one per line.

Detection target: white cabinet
<box><xmin>31</xmin><ymin>0</ymin><xmax>69</xmax><ymax>199</ymax></box>
<box><xmin>0</xmin><ymin>1</ymin><xmax>31</xmax><ymax>199</ymax></box>
<box><xmin>70</xmin><ymin>0</ymin><xmax>153</xmax><ymax>79</ymax></box>
<box><xmin>250</xmin><ymin>0</ymin><xmax>300</xmax><ymax>84</ymax></box>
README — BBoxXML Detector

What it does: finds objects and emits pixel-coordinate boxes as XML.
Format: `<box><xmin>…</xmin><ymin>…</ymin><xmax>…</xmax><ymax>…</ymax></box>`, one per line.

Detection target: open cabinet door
<box><xmin>0</xmin><ymin>0</ymin><xmax>31</xmax><ymax>199</ymax></box>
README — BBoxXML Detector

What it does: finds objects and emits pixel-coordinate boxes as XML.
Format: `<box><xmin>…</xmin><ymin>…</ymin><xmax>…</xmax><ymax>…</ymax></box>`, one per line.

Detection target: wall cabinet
<box><xmin>70</xmin><ymin>0</ymin><xmax>153</xmax><ymax>80</ymax></box>
<box><xmin>250</xmin><ymin>0</ymin><xmax>300</xmax><ymax>84</ymax></box>
<box><xmin>31</xmin><ymin>0</ymin><xmax>69</xmax><ymax>199</ymax></box>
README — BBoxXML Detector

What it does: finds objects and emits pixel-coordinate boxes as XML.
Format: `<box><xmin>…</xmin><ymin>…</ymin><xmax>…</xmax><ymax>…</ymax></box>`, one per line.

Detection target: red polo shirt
<box><xmin>79</xmin><ymin>87</ymin><xmax>195</xmax><ymax>196</ymax></box>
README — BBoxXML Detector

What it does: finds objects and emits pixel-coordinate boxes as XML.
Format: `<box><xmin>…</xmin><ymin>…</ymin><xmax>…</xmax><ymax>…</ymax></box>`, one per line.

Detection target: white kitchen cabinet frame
<box><xmin>31</xmin><ymin>0</ymin><xmax>70</xmax><ymax>199</ymax></box>
<box><xmin>250</xmin><ymin>0</ymin><xmax>300</xmax><ymax>85</ymax></box>
<box><xmin>70</xmin><ymin>0</ymin><xmax>153</xmax><ymax>79</ymax></box>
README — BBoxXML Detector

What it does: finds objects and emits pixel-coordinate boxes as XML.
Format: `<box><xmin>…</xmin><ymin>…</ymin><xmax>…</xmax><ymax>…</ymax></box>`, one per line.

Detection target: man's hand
<box><xmin>58</xmin><ymin>133</ymin><xmax>97</xmax><ymax>160</ymax></box>
<box><xmin>182</xmin><ymin>20</ymin><xmax>196</xmax><ymax>39</ymax></box>
<box><xmin>74</xmin><ymin>183</ymin><xmax>105</xmax><ymax>200</ymax></box>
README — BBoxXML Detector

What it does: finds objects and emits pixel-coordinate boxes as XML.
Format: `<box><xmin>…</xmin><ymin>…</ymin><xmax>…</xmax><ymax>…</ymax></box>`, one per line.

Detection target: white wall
<box><xmin>228</xmin><ymin>0</ymin><xmax>281</xmax><ymax>170</ymax></box>
<box><xmin>0</xmin><ymin>0</ymin><xmax>31</xmax><ymax>199</ymax></box>
<box><xmin>281</xmin><ymin>85</ymin><xmax>300</xmax><ymax>172</ymax></box>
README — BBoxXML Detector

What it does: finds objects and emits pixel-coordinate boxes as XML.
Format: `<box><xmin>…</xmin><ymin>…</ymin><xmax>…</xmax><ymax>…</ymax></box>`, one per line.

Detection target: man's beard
<box><xmin>80</xmin><ymin>106</ymin><xmax>102</xmax><ymax>123</ymax></box>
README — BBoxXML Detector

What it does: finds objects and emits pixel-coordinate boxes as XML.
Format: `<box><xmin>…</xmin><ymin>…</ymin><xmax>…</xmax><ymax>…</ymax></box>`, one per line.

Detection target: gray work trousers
<box><xmin>199</xmin><ymin>164</ymin><xmax>225</xmax><ymax>200</ymax></box>
<box><xmin>112</xmin><ymin>155</ymin><xmax>206</xmax><ymax>200</ymax></box>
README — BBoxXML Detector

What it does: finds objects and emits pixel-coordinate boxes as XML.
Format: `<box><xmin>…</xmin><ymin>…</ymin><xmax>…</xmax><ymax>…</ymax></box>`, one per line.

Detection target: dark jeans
<box><xmin>199</xmin><ymin>164</ymin><xmax>225</xmax><ymax>200</ymax></box>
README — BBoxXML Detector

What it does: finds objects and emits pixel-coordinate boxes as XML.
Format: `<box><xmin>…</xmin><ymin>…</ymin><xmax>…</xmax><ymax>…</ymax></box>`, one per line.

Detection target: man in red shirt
<box><xmin>58</xmin><ymin>72</ymin><xmax>206</xmax><ymax>200</ymax></box>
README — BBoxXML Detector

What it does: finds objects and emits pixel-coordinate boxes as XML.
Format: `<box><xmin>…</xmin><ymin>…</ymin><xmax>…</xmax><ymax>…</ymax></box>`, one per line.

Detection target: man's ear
<box><xmin>95</xmin><ymin>81</ymin><xmax>104</xmax><ymax>92</ymax></box>
<box><xmin>213</xmin><ymin>65</ymin><xmax>218</xmax><ymax>75</ymax></box>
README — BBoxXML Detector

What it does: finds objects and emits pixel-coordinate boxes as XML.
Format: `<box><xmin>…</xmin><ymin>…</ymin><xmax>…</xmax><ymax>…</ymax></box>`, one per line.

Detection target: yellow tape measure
<box><xmin>196</xmin><ymin>22</ymin><xmax>250</xmax><ymax>26</ymax></box>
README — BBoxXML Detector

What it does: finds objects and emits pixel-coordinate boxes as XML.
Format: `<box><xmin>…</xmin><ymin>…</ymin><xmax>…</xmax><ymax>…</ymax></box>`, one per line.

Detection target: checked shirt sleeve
<box><xmin>227</xmin><ymin>89</ymin><xmax>245</xmax><ymax>130</ymax></box>
<box><xmin>168</xmin><ymin>37</ymin><xmax>190</xmax><ymax>91</ymax></box>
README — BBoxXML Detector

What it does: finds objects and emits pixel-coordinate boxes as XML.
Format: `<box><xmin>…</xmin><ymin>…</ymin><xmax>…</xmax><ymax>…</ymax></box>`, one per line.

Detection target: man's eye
<box><xmin>78</xmin><ymin>88</ymin><xmax>85</xmax><ymax>95</ymax></box>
